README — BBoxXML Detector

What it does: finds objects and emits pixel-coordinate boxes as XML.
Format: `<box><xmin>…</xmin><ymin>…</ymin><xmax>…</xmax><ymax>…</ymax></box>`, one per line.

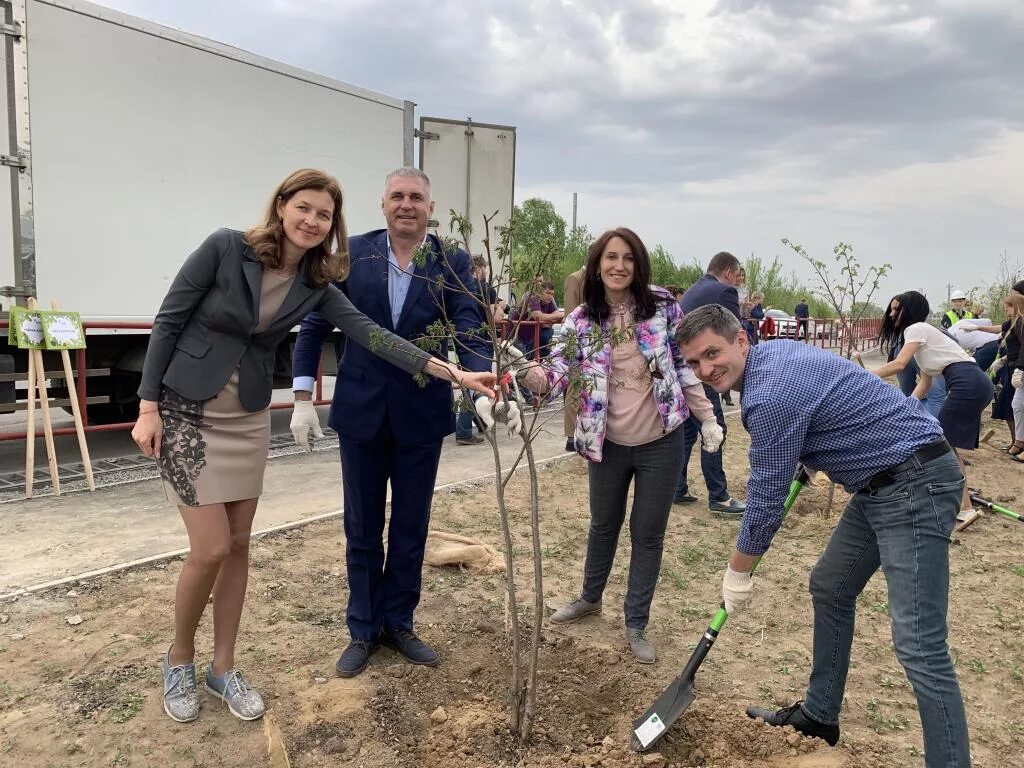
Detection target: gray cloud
<box><xmin>95</xmin><ymin>0</ymin><xmax>1024</xmax><ymax>298</ymax></box>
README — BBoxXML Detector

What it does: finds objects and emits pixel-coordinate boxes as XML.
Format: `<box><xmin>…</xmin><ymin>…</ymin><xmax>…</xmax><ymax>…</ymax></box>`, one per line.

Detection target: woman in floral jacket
<box><xmin>523</xmin><ymin>227</ymin><xmax>722</xmax><ymax>663</ymax></box>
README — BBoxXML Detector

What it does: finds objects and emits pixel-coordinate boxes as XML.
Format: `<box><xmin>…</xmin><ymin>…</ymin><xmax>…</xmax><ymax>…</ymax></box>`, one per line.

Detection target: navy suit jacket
<box><xmin>292</xmin><ymin>230</ymin><xmax>491</xmax><ymax>445</ymax></box>
<box><xmin>680</xmin><ymin>273</ymin><xmax>741</xmax><ymax>319</ymax></box>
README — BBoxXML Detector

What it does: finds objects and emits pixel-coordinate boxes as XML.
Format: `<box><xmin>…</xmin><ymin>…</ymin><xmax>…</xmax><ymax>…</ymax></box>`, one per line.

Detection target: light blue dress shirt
<box><xmin>386</xmin><ymin>234</ymin><xmax>418</xmax><ymax>329</ymax></box>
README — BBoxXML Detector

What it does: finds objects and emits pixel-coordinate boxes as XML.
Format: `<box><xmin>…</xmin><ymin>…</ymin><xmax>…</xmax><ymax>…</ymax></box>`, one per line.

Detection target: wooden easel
<box><xmin>52</xmin><ymin>299</ymin><xmax>94</xmax><ymax>492</ymax></box>
<box><xmin>22</xmin><ymin>297</ymin><xmax>95</xmax><ymax>497</ymax></box>
<box><xmin>24</xmin><ymin>297</ymin><xmax>60</xmax><ymax>497</ymax></box>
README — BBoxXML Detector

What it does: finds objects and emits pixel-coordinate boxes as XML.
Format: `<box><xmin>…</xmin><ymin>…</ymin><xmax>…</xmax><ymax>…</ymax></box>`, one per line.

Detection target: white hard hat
<box><xmin>950</xmin><ymin>290</ymin><xmax>967</xmax><ymax>301</ymax></box>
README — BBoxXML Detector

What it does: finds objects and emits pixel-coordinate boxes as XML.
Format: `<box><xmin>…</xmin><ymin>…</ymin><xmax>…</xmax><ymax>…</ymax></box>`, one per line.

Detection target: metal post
<box><xmin>572</xmin><ymin>192</ymin><xmax>577</xmax><ymax>230</ymax></box>
<box><xmin>1</xmin><ymin>0</ymin><xmax>35</xmax><ymax>304</ymax></box>
<box><xmin>464</xmin><ymin>117</ymin><xmax>473</xmax><ymax>241</ymax></box>
<box><xmin>402</xmin><ymin>100</ymin><xmax>415</xmax><ymax>167</ymax></box>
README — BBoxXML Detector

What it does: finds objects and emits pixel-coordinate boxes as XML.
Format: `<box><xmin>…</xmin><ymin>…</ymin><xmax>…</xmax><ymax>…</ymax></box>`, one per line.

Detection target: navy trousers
<box><xmin>674</xmin><ymin>384</ymin><xmax>730</xmax><ymax>502</ymax></box>
<box><xmin>339</xmin><ymin>433</ymin><xmax>443</xmax><ymax>641</ymax></box>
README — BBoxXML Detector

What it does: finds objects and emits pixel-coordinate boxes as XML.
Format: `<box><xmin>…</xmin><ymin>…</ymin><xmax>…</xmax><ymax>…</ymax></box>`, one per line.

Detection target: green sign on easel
<box><xmin>9</xmin><ymin>306</ymin><xmax>45</xmax><ymax>350</ymax></box>
<box><xmin>9</xmin><ymin>307</ymin><xmax>86</xmax><ymax>350</ymax></box>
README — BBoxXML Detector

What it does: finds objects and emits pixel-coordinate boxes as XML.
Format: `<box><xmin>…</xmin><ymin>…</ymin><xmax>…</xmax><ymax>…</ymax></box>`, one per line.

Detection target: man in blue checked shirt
<box><xmin>677</xmin><ymin>305</ymin><xmax>970</xmax><ymax>768</ymax></box>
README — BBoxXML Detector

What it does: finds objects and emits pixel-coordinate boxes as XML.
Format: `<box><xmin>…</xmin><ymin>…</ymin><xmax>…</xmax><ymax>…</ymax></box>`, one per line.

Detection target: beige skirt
<box><xmin>157</xmin><ymin>371</ymin><xmax>270</xmax><ymax>507</ymax></box>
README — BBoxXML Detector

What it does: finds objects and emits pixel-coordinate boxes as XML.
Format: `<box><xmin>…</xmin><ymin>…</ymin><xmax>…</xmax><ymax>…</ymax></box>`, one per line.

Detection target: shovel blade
<box><xmin>630</xmin><ymin>676</ymin><xmax>695</xmax><ymax>751</ymax></box>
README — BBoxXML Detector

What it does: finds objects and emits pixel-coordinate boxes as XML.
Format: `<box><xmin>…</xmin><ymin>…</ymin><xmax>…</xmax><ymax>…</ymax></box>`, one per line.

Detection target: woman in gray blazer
<box><xmin>131</xmin><ymin>168</ymin><xmax>496</xmax><ymax>724</ymax></box>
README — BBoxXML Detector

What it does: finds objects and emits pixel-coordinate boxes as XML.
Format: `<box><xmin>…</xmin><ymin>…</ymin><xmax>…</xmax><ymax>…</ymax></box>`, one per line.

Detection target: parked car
<box><xmin>762</xmin><ymin>309</ymin><xmax>831</xmax><ymax>340</ymax></box>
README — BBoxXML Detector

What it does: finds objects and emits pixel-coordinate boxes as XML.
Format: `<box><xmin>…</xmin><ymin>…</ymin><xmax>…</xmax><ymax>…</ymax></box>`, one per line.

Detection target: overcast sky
<box><xmin>101</xmin><ymin>0</ymin><xmax>1023</xmax><ymax>308</ymax></box>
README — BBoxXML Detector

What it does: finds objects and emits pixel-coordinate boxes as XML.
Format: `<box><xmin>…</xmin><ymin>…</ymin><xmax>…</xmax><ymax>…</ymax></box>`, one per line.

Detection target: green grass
<box><xmin>111</xmin><ymin>690</ymin><xmax>145</xmax><ymax>724</ymax></box>
<box><xmin>865</xmin><ymin>697</ymin><xmax>909</xmax><ymax>733</ymax></box>
<box><xmin>663</xmin><ymin>568</ymin><xmax>689</xmax><ymax>591</ymax></box>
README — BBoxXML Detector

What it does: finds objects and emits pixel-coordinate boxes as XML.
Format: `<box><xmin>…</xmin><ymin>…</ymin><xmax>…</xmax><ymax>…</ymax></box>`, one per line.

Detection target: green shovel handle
<box><xmin>709</xmin><ymin>468</ymin><xmax>809</xmax><ymax>633</ymax></box>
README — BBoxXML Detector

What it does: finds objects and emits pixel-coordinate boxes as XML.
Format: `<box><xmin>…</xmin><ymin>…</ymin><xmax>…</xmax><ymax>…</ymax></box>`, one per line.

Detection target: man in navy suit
<box><xmin>673</xmin><ymin>251</ymin><xmax>746</xmax><ymax>515</ymax></box>
<box><xmin>290</xmin><ymin>168</ymin><xmax>492</xmax><ymax>676</ymax></box>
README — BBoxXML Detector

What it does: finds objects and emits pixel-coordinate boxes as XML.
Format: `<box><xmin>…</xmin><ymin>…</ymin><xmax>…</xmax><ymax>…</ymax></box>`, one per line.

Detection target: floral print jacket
<box><xmin>536</xmin><ymin>287</ymin><xmax>711</xmax><ymax>462</ymax></box>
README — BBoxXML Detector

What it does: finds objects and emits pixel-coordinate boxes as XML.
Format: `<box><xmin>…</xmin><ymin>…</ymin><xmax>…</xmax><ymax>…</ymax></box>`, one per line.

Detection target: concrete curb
<box><xmin>0</xmin><ymin>451</ymin><xmax>577</xmax><ymax>601</ymax></box>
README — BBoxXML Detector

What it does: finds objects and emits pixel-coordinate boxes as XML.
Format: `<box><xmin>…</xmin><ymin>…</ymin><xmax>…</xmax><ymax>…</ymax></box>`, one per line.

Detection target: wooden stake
<box><xmin>24</xmin><ymin>343</ymin><xmax>36</xmax><ymax>498</ymax></box>
<box><xmin>52</xmin><ymin>300</ymin><xmax>94</xmax><ymax>491</ymax></box>
<box><xmin>264</xmin><ymin>713</ymin><xmax>292</xmax><ymax>768</ymax></box>
<box><xmin>27</xmin><ymin>298</ymin><xmax>59</xmax><ymax>496</ymax></box>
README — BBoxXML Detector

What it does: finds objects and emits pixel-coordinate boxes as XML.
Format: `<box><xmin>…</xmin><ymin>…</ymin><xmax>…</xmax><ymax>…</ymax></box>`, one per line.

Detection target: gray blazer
<box><xmin>138</xmin><ymin>228</ymin><xmax>431</xmax><ymax>412</ymax></box>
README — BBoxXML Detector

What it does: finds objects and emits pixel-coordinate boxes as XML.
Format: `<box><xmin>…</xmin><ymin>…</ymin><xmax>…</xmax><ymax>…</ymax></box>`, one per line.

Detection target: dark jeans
<box><xmin>896</xmin><ymin>343</ymin><xmax>946</xmax><ymax>419</ymax></box>
<box><xmin>674</xmin><ymin>384</ymin><xmax>729</xmax><ymax>502</ymax></box>
<box><xmin>803</xmin><ymin>451</ymin><xmax>970</xmax><ymax>767</ymax></box>
<box><xmin>973</xmin><ymin>339</ymin><xmax>999</xmax><ymax>373</ymax></box>
<box><xmin>581</xmin><ymin>428</ymin><xmax>686</xmax><ymax>630</ymax></box>
<box><xmin>455</xmin><ymin>389</ymin><xmax>475</xmax><ymax>439</ymax></box>
<box><xmin>796</xmin><ymin>317</ymin><xmax>809</xmax><ymax>339</ymax></box>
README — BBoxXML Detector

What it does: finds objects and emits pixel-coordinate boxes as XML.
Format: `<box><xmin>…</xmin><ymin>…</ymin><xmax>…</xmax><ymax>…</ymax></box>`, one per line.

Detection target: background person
<box><xmin>515</xmin><ymin>280</ymin><xmax>563</xmax><ymax>359</ymax></box>
<box><xmin>673</xmin><ymin>251</ymin><xmax>746</xmax><ymax>515</ymax></box>
<box><xmin>562</xmin><ymin>265</ymin><xmax>587</xmax><ymax>451</ymax></box>
<box><xmin>794</xmin><ymin>298</ymin><xmax>810</xmax><ymax>341</ymax></box>
<box><xmin>744</xmin><ymin>291</ymin><xmax>765</xmax><ymax>345</ymax></box>
<box><xmin>856</xmin><ymin>290</ymin><xmax>993</xmax><ymax>525</ymax></box>
<box><xmin>455</xmin><ymin>255</ymin><xmax>505</xmax><ymax>445</ymax></box>
<box><xmin>961</xmin><ymin>290</ymin><xmax>1024</xmax><ymax>453</ymax></box>
<box><xmin>941</xmin><ymin>289</ymin><xmax>974</xmax><ymax>328</ymax></box>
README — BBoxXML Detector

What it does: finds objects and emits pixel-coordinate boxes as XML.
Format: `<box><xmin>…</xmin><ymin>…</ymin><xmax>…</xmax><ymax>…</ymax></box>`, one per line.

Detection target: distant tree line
<box><xmin>504</xmin><ymin>197</ymin><xmax>885</xmax><ymax>318</ymax></box>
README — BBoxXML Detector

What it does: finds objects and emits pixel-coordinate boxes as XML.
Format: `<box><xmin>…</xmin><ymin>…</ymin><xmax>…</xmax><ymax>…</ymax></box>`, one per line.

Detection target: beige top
<box><xmin>605</xmin><ymin>302</ymin><xmax>665</xmax><ymax>446</ymax></box>
<box><xmin>255</xmin><ymin>270</ymin><xmax>296</xmax><ymax>333</ymax></box>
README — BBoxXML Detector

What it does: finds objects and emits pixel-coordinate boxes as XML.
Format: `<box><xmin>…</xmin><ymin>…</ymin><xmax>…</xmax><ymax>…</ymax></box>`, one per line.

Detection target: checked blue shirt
<box><xmin>738</xmin><ymin>341</ymin><xmax>944</xmax><ymax>555</ymax></box>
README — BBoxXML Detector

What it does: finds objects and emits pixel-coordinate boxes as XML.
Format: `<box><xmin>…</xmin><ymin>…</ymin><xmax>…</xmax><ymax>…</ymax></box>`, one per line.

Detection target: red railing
<box><xmin>0</xmin><ymin>320</ymin><xmax>330</xmax><ymax>442</ymax></box>
<box><xmin>756</xmin><ymin>316</ymin><xmax>882</xmax><ymax>352</ymax></box>
<box><xmin>0</xmin><ymin>315</ymin><xmax>880</xmax><ymax>443</ymax></box>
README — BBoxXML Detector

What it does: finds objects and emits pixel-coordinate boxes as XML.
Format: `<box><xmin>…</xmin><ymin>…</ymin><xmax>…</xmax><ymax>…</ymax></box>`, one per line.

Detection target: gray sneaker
<box><xmin>626</xmin><ymin>628</ymin><xmax>656</xmax><ymax>664</ymax></box>
<box><xmin>161</xmin><ymin>652</ymin><xmax>200</xmax><ymax>723</ymax></box>
<box><xmin>204</xmin><ymin>666</ymin><xmax>266</xmax><ymax>721</ymax></box>
<box><xmin>549</xmin><ymin>597</ymin><xmax>602</xmax><ymax>624</ymax></box>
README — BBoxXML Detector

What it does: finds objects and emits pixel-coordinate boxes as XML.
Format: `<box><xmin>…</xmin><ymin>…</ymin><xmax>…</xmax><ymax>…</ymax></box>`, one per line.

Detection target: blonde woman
<box><xmin>133</xmin><ymin>169</ymin><xmax>496</xmax><ymax>724</ymax></box>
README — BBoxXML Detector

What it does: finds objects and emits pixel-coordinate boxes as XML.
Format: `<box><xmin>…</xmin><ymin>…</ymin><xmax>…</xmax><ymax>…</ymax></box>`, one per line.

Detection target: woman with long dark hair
<box><xmin>856</xmin><ymin>290</ymin><xmax>992</xmax><ymax>525</ymax></box>
<box><xmin>519</xmin><ymin>227</ymin><xmax>721</xmax><ymax>663</ymax></box>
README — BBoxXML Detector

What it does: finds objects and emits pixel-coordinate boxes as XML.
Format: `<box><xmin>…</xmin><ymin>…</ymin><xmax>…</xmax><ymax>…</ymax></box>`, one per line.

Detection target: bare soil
<box><xmin>1</xmin><ymin>415</ymin><xmax>1022</xmax><ymax>767</ymax></box>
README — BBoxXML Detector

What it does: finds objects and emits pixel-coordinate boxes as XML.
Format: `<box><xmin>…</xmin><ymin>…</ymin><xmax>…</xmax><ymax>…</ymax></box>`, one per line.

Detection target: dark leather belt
<box><xmin>865</xmin><ymin>439</ymin><xmax>952</xmax><ymax>491</ymax></box>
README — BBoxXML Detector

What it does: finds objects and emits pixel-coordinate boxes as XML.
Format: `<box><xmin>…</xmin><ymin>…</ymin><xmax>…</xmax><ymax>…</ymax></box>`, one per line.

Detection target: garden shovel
<box><xmin>630</xmin><ymin>465</ymin><xmax>810</xmax><ymax>752</ymax></box>
<box><xmin>968</xmin><ymin>489</ymin><xmax>1024</xmax><ymax>524</ymax></box>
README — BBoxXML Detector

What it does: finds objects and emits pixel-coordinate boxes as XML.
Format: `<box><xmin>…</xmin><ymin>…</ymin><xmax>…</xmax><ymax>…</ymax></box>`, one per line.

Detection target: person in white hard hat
<box><xmin>941</xmin><ymin>289</ymin><xmax>973</xmax><ymax>329</ymax></box>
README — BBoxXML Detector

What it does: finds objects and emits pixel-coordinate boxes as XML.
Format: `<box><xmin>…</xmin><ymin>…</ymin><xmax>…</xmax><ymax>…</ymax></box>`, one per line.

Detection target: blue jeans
<box><xmin>972</xmin><ymin>339</ymin><xmax>999</xmax><ymax>373</ymax></box>
<box><xmin>803</xmin><ymin>451</ymin><xmax>970</xmax><ymax>767</ymax></box>
<box><xmin>455</xmin><ymin>389</ymin><xmax>476</xmax><ymax>439</ymax></box>
<box><xmin>674</xmin><ymin>384</ymin><xmax>729</xmax><ymax>502</ymax></box>
<box><xmin>896</xmin><ymin>347</ymin><xmax>946</xmax><ymax>419</ymax></box>
<box><xmin>456</xmin><ymin>409</ymin><xmax>475</xmax><ymax>439</ymax></box>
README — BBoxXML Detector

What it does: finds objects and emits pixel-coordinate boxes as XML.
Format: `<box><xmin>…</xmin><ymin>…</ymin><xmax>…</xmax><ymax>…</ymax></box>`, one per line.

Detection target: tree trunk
<box><xmin>487</xmin><ymin>431</ymin><xmax>522</xmax><ymax>732</ymax></box>
<box><xmin>519</xmin><ymin>437</ymin><xmax>544</xmax><ymax>743</ymax></box>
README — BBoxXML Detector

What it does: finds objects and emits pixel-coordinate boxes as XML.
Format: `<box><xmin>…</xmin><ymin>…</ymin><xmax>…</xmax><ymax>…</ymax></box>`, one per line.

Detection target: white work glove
<box><xmin>290</xmin><ymin>399</ymin><xmax>323</xmax><ymax>452</ymax></box>
<box><xmin>498</xmin><ymin>341</ymin><xmax>532</xmax><ymax>375</ymax></box>
<box><xmin>700</xmin><ymin>419</ymin><xmax>724</xmax><ymax>453</ymax></box>
<box><xmin>475</xmin><ymin>395</ymin><xmax>523</xmax><ymax>437</ymax></box>
<box><xmin>989</xmin><ymin>357</ymin><xmax>1005</xmax><ymax>377</ymax></box>
<box><xmin>722</xmin><ymin>565</ymin><xmax>754</xmax><ymax>615</ymax></box>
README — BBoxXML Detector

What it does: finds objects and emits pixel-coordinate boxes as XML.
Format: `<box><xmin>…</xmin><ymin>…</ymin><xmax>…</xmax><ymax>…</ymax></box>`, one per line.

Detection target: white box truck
<box><xmin>0</xmin><ymin>0</ymin><xmax>515</xmax><ymax>424</ymax></box>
